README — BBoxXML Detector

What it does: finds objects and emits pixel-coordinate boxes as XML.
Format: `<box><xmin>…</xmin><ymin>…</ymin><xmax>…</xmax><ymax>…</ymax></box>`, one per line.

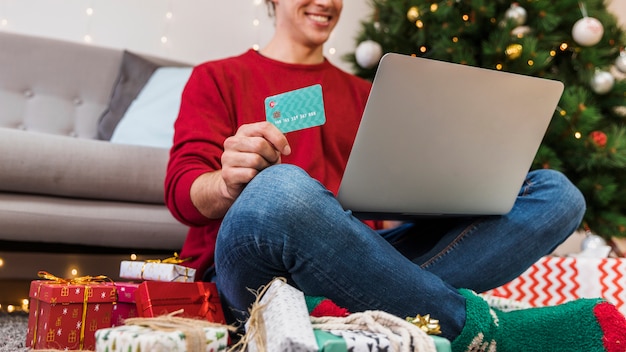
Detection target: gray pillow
<box><xmin>97</xmin><ymin>50</ymin><xmax>161</xmax><ymax>140</ymax></box>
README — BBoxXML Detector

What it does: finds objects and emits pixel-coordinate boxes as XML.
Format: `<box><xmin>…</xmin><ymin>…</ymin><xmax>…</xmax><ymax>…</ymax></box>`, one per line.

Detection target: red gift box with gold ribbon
<box><xmin>25</xmin><ymin>271</ymin><xmax>117</xmax><ymax>350</ymax></box>
<box><xmin>135</xmin><ymin>281</ymin><xmax>226</xmax><ymax>324</ymax></box>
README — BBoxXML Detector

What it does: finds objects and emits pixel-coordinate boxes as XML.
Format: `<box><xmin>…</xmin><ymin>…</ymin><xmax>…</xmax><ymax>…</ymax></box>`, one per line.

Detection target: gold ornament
<box><xmin>407</xmin><ymin>6</ymin><xmax>420</xmax><ymax>22</ymax></box>
<box><xmin>505</xmin><ymin>43</ymin><xmax>523</xmax><ymax>60</ymax></box>
<box><xmin>406</xmin><ymin>314</ymin><xmax>442</xmax><ymax>335</ymax></box>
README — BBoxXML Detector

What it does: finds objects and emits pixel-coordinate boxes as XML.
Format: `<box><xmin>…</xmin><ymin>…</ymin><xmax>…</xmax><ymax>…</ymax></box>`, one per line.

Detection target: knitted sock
<box><xmin>452</xmin><ymin>289</ymin><xmax>626</xmax><ymax>352</ymax></box>
<box><xmin>304</xmin><ymin>295</ymin><xmax>350</xmax><ymax>317</ymax></box>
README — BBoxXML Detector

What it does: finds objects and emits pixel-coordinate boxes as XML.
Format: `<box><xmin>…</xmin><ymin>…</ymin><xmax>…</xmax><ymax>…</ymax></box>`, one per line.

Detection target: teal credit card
<box><xmin>265</xmin><ymin>84</ymin><xmax>326</xmax><ymax>133</ymax></box>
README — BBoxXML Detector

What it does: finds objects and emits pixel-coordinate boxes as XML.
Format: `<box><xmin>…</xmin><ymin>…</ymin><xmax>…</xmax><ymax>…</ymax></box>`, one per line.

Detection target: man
<box><xmin>165</xmin><ymin>0</ymin><xmax>626</xmax><ymax>350</ymax></box>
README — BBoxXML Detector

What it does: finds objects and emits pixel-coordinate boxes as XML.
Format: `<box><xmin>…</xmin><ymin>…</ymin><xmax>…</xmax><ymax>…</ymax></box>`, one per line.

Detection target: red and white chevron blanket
<box><xmin>485</xmin><ymin>256</ymin><xmax>626</xmax><ymax>315</ymax></box>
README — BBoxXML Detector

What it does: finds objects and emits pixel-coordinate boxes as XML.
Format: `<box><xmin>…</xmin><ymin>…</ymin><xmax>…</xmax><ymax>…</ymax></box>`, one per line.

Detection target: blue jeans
<box><xmin>214</xmin><ymin>164</ymin><xmax>585</xmax><ymax>340</ymax></box>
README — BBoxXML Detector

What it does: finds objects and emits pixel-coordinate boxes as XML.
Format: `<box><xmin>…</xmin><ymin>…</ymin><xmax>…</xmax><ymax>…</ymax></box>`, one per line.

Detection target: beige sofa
<box><xmin>0</xmin><ymin>31</ymin><xmax>190</xmax><ymax>251</ymax></box>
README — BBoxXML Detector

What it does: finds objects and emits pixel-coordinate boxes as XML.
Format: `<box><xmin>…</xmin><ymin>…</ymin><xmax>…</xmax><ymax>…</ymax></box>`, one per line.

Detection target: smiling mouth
<box><xmin>307</xmin><ymin>14</ymin><xmax>331</xmax><ymax>24</ymax></box>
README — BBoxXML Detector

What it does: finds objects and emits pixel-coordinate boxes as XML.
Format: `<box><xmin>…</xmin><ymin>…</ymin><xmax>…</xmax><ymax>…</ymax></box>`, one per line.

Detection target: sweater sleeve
<box><xmin>164</xmin><ymin>64</ymin><xmax>234</xmax><ymax>226</ymax></box>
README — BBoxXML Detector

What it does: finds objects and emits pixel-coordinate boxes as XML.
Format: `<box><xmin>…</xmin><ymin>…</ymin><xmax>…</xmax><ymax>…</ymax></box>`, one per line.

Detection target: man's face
<box><xmin>272</xmin><ymin>0</ymin><xmax>343</xmax><ymax>48</ymax></box>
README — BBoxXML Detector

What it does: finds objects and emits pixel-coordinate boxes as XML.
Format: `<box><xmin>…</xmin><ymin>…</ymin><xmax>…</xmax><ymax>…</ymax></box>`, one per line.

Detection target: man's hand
<box><xmin>190</xmin><ymin>122</ymin><xmax>291</xmax><ymax>219</ymax></box>
<box><xmin>220</xmin><ymin>121</ymin><xmax>291</xmax><ymax>199</ymax></box>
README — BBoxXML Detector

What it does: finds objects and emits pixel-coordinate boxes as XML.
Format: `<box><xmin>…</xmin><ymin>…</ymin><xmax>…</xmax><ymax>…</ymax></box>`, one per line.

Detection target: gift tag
<box><xmin>265</xmin><ymin>84</ymin><xmax>326</xmax><ymax>133</ymax></box>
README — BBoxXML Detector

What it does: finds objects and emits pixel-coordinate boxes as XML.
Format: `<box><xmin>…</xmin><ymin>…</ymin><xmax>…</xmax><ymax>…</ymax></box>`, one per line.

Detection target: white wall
<box><xmin>0</xmin><ymin>1</ymin><xmax>623</xmax><ymax>73</ymax></box>
<box><xmin>0</xmin><ymin>0</ymin><xmax>373</xmax><ymax>72</ymax></box>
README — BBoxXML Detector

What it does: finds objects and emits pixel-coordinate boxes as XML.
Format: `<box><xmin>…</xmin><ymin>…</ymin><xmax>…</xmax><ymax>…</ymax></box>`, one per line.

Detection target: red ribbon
<box><xmin>196</xmin><ymin>282</ymin><xmax>217</xmax><ymax>321</ymax></box>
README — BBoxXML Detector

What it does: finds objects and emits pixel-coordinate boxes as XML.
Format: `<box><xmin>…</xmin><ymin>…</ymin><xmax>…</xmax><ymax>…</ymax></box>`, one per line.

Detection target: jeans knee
<box><xmin>533</xmin><ymin>169</ymin><xmax>586</xmax><ymax>219</ymax></box>
<box><xmin>223</xmin><ymin>164</ymin><xmax>328</xmax><ymax>228</ymax></box>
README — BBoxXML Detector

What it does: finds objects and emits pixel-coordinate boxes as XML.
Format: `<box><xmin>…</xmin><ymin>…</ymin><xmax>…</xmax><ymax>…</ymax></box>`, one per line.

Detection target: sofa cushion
<box><xmin>110</xmin><ymin>66</ymin><xmax>193</xmax><ymax>148</ymax></box>
<box><xmin>0</xmin><ymin>127</ymin><xmax>168</xmax><ymax>204</ymax></box>
<box><xmin>0</xmin><ymin>193</ymin><xmax>186</xmax><ymax>249</ymax></box>
<box><xmin>0</xmin><ymin>31</ymin><xmax>122</xmax><ymax>138</ymax></box>
<box><xmin>97</xmin><ymin>51</ymin><xmax>162</xmax><ymax>140</ymax></box>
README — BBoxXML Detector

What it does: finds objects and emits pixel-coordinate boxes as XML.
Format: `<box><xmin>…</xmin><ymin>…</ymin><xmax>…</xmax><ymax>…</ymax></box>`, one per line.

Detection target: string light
<box><xmin>0</xmin><ymin>0</ymin><xmax>7</xmax><ymax>27</ymax></box>
<box><xmin>252</xmin><ymin>0</ymin><xmax>264</xmax><ymax>50</ymax></box>
<box><xmin>0</xmin><ymin>257</ymin><xmax>4</xmax><ymax>267</ymax></box>
<box><xmin>574</xmin><ymin>131</ymin><xmax>582</xmax><ymax>139</ymax></box>
<box><xmin>71</xmin><ymin>268</ymin><xmax>78</xmax><ymax>276</ymax></box>
<box><xmin>161</xmin><ymin>0</ymin><xmax>173</xmax><ymax>47</ymax></box>
<box><xmin>84</xmin><ymin>0</ymin><xmax>94</xmax><ymax>43</ymax></box>
<box><xmin>130</xmin><ymin>253</ymin><xmax>138</xmax><ymax>261</ymax></box>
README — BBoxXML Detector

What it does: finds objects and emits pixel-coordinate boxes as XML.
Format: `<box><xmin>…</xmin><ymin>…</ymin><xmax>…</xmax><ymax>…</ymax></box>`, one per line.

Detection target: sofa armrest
<box><xmin>0</xmin><ymin>128</ymin><xmax>168</xmax><ymax>204</ymax></box>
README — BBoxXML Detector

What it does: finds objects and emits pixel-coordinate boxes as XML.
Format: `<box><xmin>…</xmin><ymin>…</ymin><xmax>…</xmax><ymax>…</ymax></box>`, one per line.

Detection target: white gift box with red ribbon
<box><xmin>485</xmin><ymin>256</ymin><xmax>626</xmax><ymax>315</ymax></box>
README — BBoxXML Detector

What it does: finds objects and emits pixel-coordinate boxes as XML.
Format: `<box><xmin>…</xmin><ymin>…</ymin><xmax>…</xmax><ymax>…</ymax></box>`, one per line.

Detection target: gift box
<box><xmin>314</xmin><ymin>329</ymin><xmax>451</xmax><ymax>352</ymax></box>
<box><xmin>25</xmin><ymin>276</ymin><xmax>117</xmax><ymax>350</ymax></box>
<box><xmin>95</xmin><ymin>323</ymin><xmax>229</xmax><ymax>352</ymax></box>
<box><xmin>245</xmin><ymin>279</ymin><xmax>447</xmax><ymax>352</ymax></box>
<box><xmin>119</xmin><ymin>259</ymin><xmax>195</xmax><ymax>282</ymax></box>
<box><xmin>111</xmin><ymin>282</ymin><xmax>140</xmax><ymax>327</ymax></box>
<box><xmin>246</xmin><ymin>279</ymin><xmax>319</xmax><ymax>352</ymax></box>
<box><xmin>135</xmin><ymin>281</ymin><xmax>226</xmax><ymax>324</ymax></box>
<box><xmin>485</xmin><ymin>256</ymin><xmax>626</xmax><ymax>315</ymax></box>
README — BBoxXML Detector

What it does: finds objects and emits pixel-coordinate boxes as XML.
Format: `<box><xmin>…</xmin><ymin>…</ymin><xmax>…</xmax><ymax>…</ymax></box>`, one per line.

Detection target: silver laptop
<box><xmin>336</xmin><ymin>53</ymin><xmax>564</xmax><ymax>219</ymax></box>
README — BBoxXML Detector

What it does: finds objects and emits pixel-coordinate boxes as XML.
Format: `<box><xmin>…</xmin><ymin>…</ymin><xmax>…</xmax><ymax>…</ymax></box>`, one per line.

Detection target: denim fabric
<box><xmin>214</xmin><ymin>164</ymin><xmax>585</xmax><ymax>340</ymax></box>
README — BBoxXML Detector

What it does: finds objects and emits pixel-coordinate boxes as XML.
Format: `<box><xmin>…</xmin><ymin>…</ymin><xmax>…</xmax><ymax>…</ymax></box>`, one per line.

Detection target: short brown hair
<box><xmin>265</xmin><ymin>0</ymin><xmax>275</xmax><ymax>17</ymax></box>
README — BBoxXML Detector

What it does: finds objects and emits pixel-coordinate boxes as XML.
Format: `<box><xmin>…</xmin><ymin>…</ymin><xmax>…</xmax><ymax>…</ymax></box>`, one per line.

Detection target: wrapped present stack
<box><xmin>118</xmin><ymin>253</ymin><xmax>226</xmax><ymax>324</ymax></box>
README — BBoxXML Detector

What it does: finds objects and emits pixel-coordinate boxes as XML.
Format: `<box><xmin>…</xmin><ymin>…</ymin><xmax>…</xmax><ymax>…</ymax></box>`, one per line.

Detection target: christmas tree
<box><xmin>346</xmin><ymin>0</ymin><xmax>626</xmax><ymax>240</ymax></box>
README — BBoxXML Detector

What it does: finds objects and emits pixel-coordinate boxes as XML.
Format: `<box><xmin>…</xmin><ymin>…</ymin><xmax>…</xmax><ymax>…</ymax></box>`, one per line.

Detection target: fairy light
<box><xmin>419</xmin><ymin>46</ymin><xmax>427</xmax><ymax>53</ymax></box>
<box><xmin>71</xmin><ymin>268</ymin><xmax>78</xmax><ymax>276</ymax></box>
<box><xmin>462</xmin><ymin>14</ymin><xmax>470</xmax><ymax>21</ymax></box>
<box><xmin>0</xmin><ymin>0</ymin><xmax>7</xmax><ymax>27</ymax></box>
<box><xmin>0</xmin><ymin>257</ymin><xmax>4</xmax><ymax>267</ymax></box>
<box><xmin>328</xmin><ymin>47</ymin><xmax>336</xmax><ymax>55</ymax></box>
<box><xmin>560</xmin><ymin>43</ymin><xmax>569</xmax><ymax>51</ymax></box>
<box><xmin>574</xmin><ymin>131</ymin><xmax>582</xmax><ymax>139</ymax></box>
<box><xmin>252</xmin><ymin>0</ymin><xmax>264</xmax><ymax>50</ymax></box>
<box><xmin>527</xmin><ymin>59</ymin><xmax>534</xmax><ymax>66</ymax></box>
<box><xmin>84</xmin><ymin>0</ymin><xmax>94</xmax><ymax>43</ymax></box>
<box><xmin>130</xmin><ymin>253</ymin><xmax>138</xmax><ymax>261</ymax></box>
<box><xmin>416</xmin><ymin>20</ymin><xmax>424</xmax><ymax>28</ymax></box>
<box><xmin>430</xmin><ymin>3</ymin><xmax>438</xmax><ymax>12</ymax></box>
<box><xmin>161</xmin><ymin>0</ymin><xmax>173</xmax><ymax>47</ymax></box>
<box><xmin>496</xmin><ymin>63</ymin><xmax>503</xmax><ymax>70</ymax></box>
<box><xmin>452</xmin><ymin>37</ymin><xmax>459</xmax><ymax>43</ymax></box>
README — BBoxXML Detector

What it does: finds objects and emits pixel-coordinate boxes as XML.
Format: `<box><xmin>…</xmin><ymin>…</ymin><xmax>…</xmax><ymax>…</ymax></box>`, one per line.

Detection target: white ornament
<box><xmin>505</xmin><ymin>3</ymin><xmax>527</xmax><ymax>26</ymax></box>
<box><xmin>511</xmin><ymin>25</ymin><xmax>532</xmax><ymax>38</ymax></box>
<box><xmin>590</xmin><ymin>70</ymin><xmax>615</xmax><ymax>94</ymax></box>
<box><xmin>581</xmin><ymin>232</ymin><xmax>607</xmax><ymax>251</ymax></box>
<box><xmin>572</xmin><ymin>17</ymin><xmax>604</xmax><ymax>47</ymax></box>
<box><xmin>355</xmin><ymin>40</ymin><xmax>383</xmax><ymax>69</ymax></box>
<box><xmin>615</xmin><ymin>51</ymin><xmax>626</xmax><ymax>73</ymax></box>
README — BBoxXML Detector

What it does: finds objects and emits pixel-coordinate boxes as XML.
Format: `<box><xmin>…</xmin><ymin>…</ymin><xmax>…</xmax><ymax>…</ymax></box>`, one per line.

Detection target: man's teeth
<box><xmin>309</xmin><ymin>14</ymin><xmax>330</xmax><ymax>23</ymax></box>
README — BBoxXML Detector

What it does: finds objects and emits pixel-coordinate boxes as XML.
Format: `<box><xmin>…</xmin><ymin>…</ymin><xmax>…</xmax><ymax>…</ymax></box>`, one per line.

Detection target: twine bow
<box><xmin>124</xmin><ymin>309</ymin><xmax>236</xmax><ymax>352</ymax></box>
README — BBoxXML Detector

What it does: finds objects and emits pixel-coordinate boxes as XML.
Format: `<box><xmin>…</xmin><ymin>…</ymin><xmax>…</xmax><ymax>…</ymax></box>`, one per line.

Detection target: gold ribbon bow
<box><xmin>145</xmin><ymin>252</ymin><xmax>191</xmax><ymax>264</ymax></box>
<box><xmin>406</xmin><ymin>314</ymin><xmax>442</xmax><ymax>335</ymax></box>
<box><xmin>38</xmin><ymin>270</ymin><xmax>112</xmax><ymax>284</ymax></box>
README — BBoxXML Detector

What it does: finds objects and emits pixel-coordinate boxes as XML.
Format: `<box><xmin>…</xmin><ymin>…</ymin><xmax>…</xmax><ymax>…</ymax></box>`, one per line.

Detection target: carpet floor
<box><xmin>0</xmin><ymin>312</ymin><xmax>28</xmax><ymax>352</ymax></box>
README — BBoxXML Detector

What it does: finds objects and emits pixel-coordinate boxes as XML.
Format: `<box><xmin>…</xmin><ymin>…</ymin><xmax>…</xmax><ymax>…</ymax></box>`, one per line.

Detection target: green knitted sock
<box><xmin>452</xmin><ymin>289</ymin><xmax>626</xmax><ymax>352</ymax></box>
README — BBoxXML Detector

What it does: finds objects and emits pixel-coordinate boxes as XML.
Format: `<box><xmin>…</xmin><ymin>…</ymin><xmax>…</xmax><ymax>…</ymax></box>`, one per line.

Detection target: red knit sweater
<box><xmin>165</xmin><ymin>50</ymin><xmax>374</xmax><ymax>279</ymax></box>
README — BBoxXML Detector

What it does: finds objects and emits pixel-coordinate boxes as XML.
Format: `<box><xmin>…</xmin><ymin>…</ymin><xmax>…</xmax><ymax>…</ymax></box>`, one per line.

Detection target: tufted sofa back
<box><xmin>0</xmin><ymin>31</ymin><xmax>123</xmax><ymax>139</ymax></box>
